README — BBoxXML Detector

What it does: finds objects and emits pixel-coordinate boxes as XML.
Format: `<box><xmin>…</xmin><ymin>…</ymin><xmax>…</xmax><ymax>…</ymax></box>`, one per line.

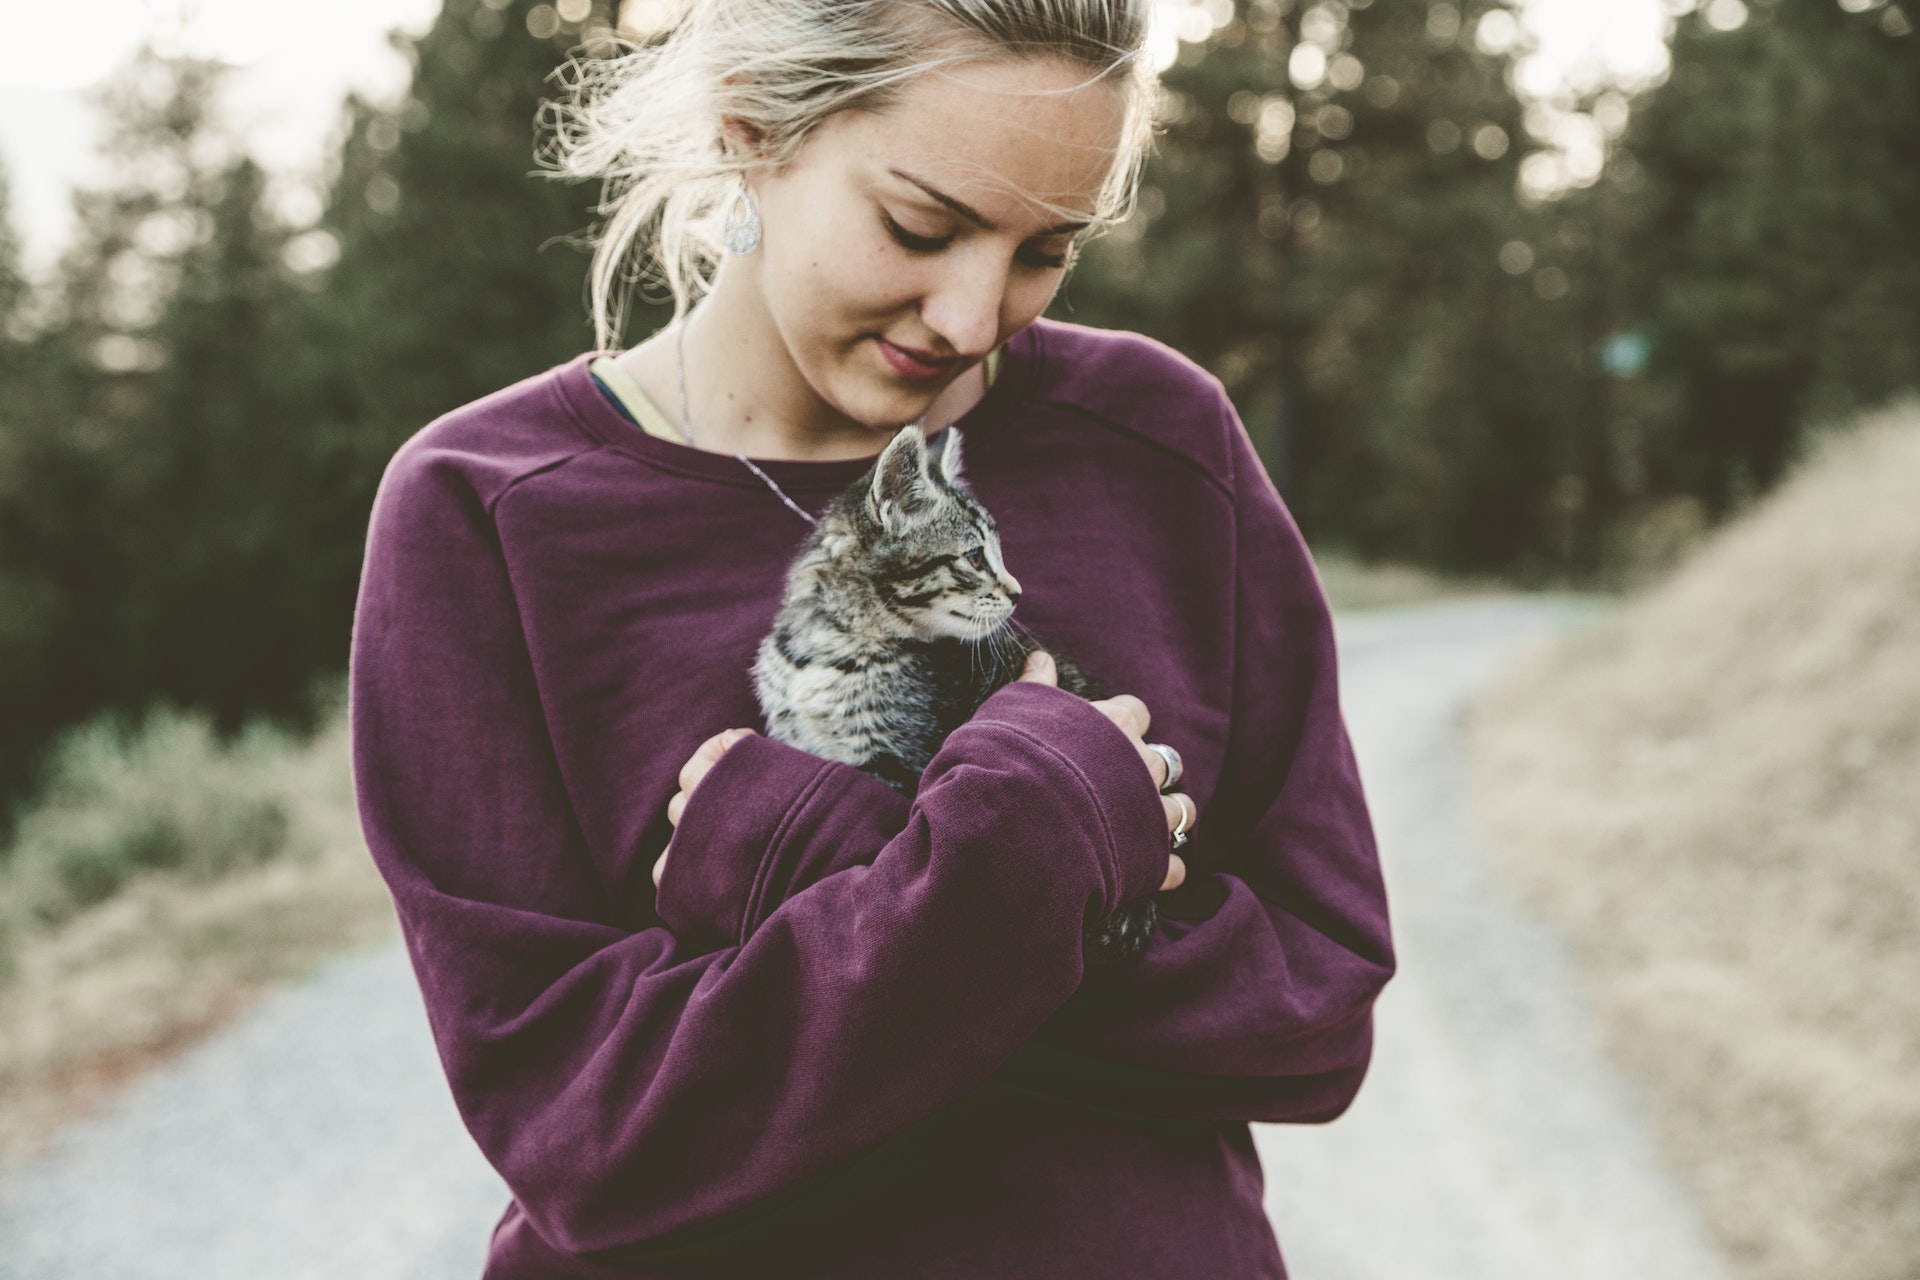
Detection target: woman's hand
<box><xmin>654</xmin><ymin>727</ymin><xmax>758</xmax><ymax>887</ymax></box>
<box><xmin>654</xmin><ymin>657</ymin><xmax>1194</xmax><ymax>895</ymax></box>
<box><xmin>1019</xmin><ymin>651</ymin><xmax>1189</xmax><ymax>893</ymax></box>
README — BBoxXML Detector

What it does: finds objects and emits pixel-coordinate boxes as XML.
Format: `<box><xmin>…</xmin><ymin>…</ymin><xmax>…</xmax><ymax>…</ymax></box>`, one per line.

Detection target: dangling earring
<box><xmin>722</xmin><ymin>176</ymin><xmax>761</xmax><ymax>255</ymax></box>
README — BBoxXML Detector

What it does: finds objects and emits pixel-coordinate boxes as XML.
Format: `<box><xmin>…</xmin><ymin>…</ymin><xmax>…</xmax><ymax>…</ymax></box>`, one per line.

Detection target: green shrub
<box><xmin>1</xmin><ymin>706</ymin><xmax>314</xmax><ymax>927</ymax></box>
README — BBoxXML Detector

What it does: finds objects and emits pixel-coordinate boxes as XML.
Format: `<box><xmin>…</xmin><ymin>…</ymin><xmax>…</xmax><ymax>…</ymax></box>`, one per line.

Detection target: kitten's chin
<box><xmin>921</xmin><ymin>608</ymin><xmax>1013</xmax><ymax>642</ymax></box>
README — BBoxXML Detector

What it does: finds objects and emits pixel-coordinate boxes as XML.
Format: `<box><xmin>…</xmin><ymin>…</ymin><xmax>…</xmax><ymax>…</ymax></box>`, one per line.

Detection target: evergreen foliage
<box><xmin>0</xmin><ymin>4</ymin><xmax>622</xmax><ymax>817</ymax></box>
<box><xmin>0</xmin><ymin>0</ymin><xmax>1915</xmax><ymax>820</ymax></box>
<box><xmin>1060</xmin><ymin>0</ymin><xmax>1605</xmax><ymax>573</ymax></box>
<box><xmin>1598</xmin><ymin>0</ymin><xmax>1920</xmax><ymax>515</ymax></box>
<box><xmin>311</xmin><ymin>0</ymin><xmax>642</xmax><ymax>453</ymax></box>
<box><xmin>0</xmin><ymin>52</ymin><xmax>276</xmax><ymax>815</ymax></box>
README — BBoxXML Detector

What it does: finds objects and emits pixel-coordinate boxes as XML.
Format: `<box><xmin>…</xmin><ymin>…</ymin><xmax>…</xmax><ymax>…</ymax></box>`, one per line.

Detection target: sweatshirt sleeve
<box><xmin>1002</xmin><ymin>418</ymin><xmax>1396</xmax><ymax>1126</ymax></box>
<box><xmin>349</xmin><ymin>440</ymin><xmax>1172</xmax><ymax>1264</ymax></box>
<box><xmin>650</xmin><ymin>734</ymin><xmax>911</xmax><ymax>952</ymax></box>
<box><xmin>646</xmin><ymin>400</ymin><xmax>1396</xmax><ymax>1131</ymax></box>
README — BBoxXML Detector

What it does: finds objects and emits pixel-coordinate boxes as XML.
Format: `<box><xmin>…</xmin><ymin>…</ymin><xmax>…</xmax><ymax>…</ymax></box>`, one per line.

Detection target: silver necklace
<box><xmin>674</xmin><ymin>314</ymin><xmax>925</xmax><ymax>530</ymax></box>
<box><xmin>674</xmin><ymin>316</ymin><xmax>823</xmax><ymax>528</ymax></box>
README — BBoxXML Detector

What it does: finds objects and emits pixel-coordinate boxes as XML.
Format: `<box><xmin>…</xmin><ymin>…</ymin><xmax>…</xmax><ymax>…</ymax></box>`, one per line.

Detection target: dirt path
<box><xmin>0</xmin><ymin>598</ymin><xmax>1727</xmax><ymax>1279</ymax></box>
<box><xmin>1259</xmin><ymin>597</ymin><xmax>1725</xmax><ymax>1279</ymax></box>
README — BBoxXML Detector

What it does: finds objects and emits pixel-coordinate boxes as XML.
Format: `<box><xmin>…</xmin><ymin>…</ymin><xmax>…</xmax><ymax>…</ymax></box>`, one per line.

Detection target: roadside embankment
<box><xmin>0</xmin><ymin>695</ymin><xmax>394</xmax><ymax>1168</ymax></box>
<box><xmin>1470</xmin><ymin>402</ymin><xmax>1920</xmax><ymax>1280</ymax></box>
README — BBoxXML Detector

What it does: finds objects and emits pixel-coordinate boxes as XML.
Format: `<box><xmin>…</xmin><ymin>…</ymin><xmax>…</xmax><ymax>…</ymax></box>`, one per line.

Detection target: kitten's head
<box><xmin>815</xmin><ymin>425</ymin><xmax>1023</xmax><ymax>642</ymax></box>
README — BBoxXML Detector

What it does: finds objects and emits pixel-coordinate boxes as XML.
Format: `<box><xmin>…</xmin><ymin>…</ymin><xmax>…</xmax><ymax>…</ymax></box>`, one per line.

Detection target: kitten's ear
<box><xmin>869</xmin><ymin>425</ymin><xmax>933</xmax><ymax>533</ymax></box>
<box><xmin>933</xmin><ymin>428</ymin><xmax>965</xmax><ymax>486</ymax></box>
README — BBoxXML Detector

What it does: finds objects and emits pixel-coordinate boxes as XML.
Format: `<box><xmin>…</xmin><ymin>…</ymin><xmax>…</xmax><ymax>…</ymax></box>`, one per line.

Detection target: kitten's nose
<box><xmin>1000</xmin><ymin>571</ymin><xmax>1022</xmax><ymax>603</ymax></box>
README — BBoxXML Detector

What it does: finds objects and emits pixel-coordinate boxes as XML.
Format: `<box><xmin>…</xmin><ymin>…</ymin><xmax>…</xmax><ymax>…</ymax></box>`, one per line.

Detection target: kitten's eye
<box><xmin>963</xmin><ymin>546</ymin><xmax>989</xmax><ymax>572</ymax></box>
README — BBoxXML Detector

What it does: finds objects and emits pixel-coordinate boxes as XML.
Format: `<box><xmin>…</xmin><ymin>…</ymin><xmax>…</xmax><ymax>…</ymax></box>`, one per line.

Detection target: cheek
<box><xmin>1001</xmin><ymin>271</ymin><xmax>1063</xmax><ymax>336</ymax></box>
<box><xmin>763</xmin><ymin>189</ymin><xmax>920</xmax><ymax>337</ymax></box>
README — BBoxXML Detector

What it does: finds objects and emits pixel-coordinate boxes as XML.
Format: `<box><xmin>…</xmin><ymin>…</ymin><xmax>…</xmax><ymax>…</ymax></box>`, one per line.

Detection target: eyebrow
<box><xmin>887</xmin><ymin>167</ymin><xmax>1091</xmax><ymax>237</ymax></box>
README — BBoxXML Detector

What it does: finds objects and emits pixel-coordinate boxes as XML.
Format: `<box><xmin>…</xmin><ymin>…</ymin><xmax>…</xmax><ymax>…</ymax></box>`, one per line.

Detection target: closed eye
<box><xmin>887</xmin><ymin>211</ymin><xmax>1072</xmax><ymax>270</ymax></box>
<box><xmin>884</xmin><ymin>211</ymin><xmax>953</xmax><ymax>254</ymax></box>
<box><xmin>1019</xmin><ymin>241</ymin><xmax>1072</xmax><ymax>270</ymax></box>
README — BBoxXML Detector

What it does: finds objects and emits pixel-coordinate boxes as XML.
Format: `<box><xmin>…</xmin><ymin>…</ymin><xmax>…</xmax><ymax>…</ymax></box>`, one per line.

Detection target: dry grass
<box><xmin>1315</xmin><ymin>552</ymin><xmax>1505</xmax><ymax>612</ymax></box>
<box><xmin>1469</xmin><ymin>401</ymin><xmax>1920</xmax><ymax>1280</ymax></box>
<box><xmin>0</xmin><ymin>706</ymin><xmax>395</xmax><ymax>1170</ymax></box>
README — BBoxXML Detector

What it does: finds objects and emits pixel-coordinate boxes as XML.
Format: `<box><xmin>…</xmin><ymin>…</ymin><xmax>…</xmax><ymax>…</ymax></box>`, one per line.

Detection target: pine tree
<box><xmin>312</xmin><ymin>0</ymin><xmax>647</xmax><ymax>464</ymax></box>
<box><xmin>0</xmin><ymin>52</ymin><xmax>224</xmax><ymax>804</ymax></box>
<box><xmin>1602</xmin><ymin>0</ymin><xmax>1920</xmax><ymax>514</ymax></box>
<box><xmin>1061</xmin><ymin>0</ymin><xmax>1602</xmax><ymax>574</ymax></box>
<box><xmin>0</xmin><ymin>170</ymin><xmax>24</xmax><ymax>331</ymax></box>
<box><xmin>0</xmin><ymin>6</ymin><xmax>657</xmax><ymax>806</ymax></box>
<box><xmin>0</xmin><ymin>52</ymin><xmax>318</xmax><ymax>809</ymax></box>
<box><xmin>0</xmin><ymin>166</ymin><xmax>53</xmax><ymax>816</ymax></box>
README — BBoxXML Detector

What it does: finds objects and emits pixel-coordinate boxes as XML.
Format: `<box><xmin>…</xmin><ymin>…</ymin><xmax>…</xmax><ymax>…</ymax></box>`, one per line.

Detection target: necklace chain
<box><xmin>675</xmin><ymin>314</ymin><xmax>823</xmax><ymax>529</ymax></box>
<box><xmin>675</xmin><ymin>310</ymin><xmax>927</xmax><ymax>530</ymax></box>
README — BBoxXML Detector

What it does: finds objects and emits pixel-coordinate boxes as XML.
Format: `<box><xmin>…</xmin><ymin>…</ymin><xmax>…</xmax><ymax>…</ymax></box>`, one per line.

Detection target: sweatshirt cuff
<box><xmin>959</xmin><ymin>682</ymin><xmax>1171</xmax><ymax>911</ymax></box>
<box><xmin>656</xmin><ymin>734</ymin><xmax>911</xmax><ymax>950</ymax></box>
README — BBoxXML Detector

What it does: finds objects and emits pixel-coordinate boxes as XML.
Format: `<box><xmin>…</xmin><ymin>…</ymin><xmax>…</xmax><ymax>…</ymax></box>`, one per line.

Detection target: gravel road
<box><xmin>0</xmin><ymin>597</ymin><xmax>1727</xmax><ymax>1279</ymax></box>
<box><xmin>1257</xmin><ymin>597</ymin><xmax>1725</xmax><ymax>1280</ymax></box>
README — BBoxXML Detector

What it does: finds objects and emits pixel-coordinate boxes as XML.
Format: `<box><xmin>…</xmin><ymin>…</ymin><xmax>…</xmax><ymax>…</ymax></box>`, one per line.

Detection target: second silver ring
<box><xmin>1145</xmin><ymin>741</ymin><xmax>1184</xmax><ymax>794</ymax></box>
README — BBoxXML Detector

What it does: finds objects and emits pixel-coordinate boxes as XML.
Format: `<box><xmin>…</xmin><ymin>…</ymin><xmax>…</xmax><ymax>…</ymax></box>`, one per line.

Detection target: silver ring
<box><xmin>1145</xmin><ymin>742</ymin><xmax>1183</xmax><ymax>794</ymax></box>
<box><xmin>1169</xmin><ymin>793</ymin><xmax>1193</xmax><ymax>850</ymax></box>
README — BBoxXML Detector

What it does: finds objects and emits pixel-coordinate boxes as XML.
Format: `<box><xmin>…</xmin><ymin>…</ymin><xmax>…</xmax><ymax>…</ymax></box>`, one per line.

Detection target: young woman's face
<box><xmin>743</xmin><ymin>55</ymin><xmax>1128</xmax><ymax>430</ymax></box>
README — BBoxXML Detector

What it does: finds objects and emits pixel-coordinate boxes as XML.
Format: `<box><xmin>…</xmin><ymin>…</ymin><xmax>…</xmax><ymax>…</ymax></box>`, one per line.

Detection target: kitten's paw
<box><xmin>1081</xmin><ymin>897</ymin><xmax>1158</xmax><ymax>968</ymax></box>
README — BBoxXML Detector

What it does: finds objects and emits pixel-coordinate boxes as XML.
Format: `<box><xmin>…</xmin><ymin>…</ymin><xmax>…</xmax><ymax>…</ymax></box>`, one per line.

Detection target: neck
<box><xmin>684</xmin><ymin>262</ymin><xmax>990</xmax><ymax>463</ymax></box>
<box><xmin>688</xmin><ymin>265</ymin><xmax>879</xmax><ymax>461</ymax></box>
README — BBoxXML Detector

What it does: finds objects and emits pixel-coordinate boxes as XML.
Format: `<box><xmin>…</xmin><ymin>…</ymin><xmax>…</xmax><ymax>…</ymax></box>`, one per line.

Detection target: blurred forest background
<box><xmin>0</xmin><ymin>0</ymin><xmax>1915</xmax><ymax>890</ymax></box>
<box><xmin>1</xmin><ymin>2</ymin><xmax>1917</xmax><ymax>1271</ymax></box>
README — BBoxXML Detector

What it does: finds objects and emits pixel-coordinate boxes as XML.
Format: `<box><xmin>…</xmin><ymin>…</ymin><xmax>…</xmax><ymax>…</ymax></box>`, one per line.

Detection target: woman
<box><xmin>349</xmin><ymin>1</ymin><xmax>1395</xmax><ymax>1276</ymax></box>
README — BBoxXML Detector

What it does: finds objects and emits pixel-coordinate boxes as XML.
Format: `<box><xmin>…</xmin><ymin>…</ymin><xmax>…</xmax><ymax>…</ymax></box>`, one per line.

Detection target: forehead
<box><xmin>828</xmin><ymin>57</ymin><xmax>1127</xmax><ymax>228</ymax></box>
<box><xmin>882</xmin><ymin>486</ymin><xmax>994</xmax><ymax>544</ymax></box>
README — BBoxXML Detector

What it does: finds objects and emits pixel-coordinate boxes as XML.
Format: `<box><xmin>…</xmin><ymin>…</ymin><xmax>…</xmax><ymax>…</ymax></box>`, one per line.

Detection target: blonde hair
<box><xmin>540</xmin><ymin>0</ymin><xmax>1158</xmax><ymax>350</ymax></box>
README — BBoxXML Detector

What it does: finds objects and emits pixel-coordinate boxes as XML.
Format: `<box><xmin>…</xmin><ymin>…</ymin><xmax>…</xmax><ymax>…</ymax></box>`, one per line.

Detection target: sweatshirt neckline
<box><xmin>555</xmin><ymin>322</ymin><xmax>1044</xmax><ymax>494</ymax></box>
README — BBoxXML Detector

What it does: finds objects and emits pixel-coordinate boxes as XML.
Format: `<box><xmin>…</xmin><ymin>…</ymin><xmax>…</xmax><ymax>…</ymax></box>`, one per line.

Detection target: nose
<box><xmin>999</xmin><ymin>570</ymin><xmax>1022</xmax><ymax>603</ymax></box>
<box><xmin>920</xmin><ymin>251</ymin><xmax>1009</xmax><ymax>359</ymax></box>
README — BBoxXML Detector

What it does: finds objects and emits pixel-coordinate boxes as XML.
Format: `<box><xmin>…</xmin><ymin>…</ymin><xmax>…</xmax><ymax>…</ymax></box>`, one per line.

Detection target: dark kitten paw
<box><xmin>1081</xmin><ymin>897</ymin><xmax>1157</xmax><ymax>968</ymax></box>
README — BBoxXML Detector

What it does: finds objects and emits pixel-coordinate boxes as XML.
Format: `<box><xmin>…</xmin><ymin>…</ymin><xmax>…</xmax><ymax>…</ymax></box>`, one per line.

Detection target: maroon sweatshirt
<box><xmin>349</xmin><ymin>318</ymin><xmax>1395</xmax><ymax>1278</ymax></box>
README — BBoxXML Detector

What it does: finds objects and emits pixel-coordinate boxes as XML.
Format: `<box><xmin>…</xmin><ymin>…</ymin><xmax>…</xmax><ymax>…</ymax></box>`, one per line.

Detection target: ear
<box><xmin>933</xmin><ymin>428</ymin><xmax>965</xmax><ymax>486</ymax></box>
<box><xmin>868</xmin><ymin>426</ymin><xmax>934</xmax><ymax>533</ymax></box>
<box><xmin>718</xmin><ymin>110</ymin><xmax>768</xmax><ymax>161</ymax></box>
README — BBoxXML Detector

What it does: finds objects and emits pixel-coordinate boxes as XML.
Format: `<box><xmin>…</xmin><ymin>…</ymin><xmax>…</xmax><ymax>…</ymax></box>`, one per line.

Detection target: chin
<box><xmin>839</xmin><ymin>357</ymin><xmax>953</xmax><ymax>425</ymax></box>
<box><xmin>868</xmin><ymin>388</ymin><xmax>946</xmax><ymax>430</ymax></box>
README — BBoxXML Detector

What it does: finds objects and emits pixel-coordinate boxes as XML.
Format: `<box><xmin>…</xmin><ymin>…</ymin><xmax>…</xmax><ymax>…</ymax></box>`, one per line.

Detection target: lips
<box><xmin>875</xmin><ymin>337</ymin><xmax>960</xmax><ymax>382</ymax></box>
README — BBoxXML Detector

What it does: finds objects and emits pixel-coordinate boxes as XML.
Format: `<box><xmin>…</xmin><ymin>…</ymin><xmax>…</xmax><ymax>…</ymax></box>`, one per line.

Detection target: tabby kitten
<box><xmin>753</xmin><ymin>425</ymin><xmax>1158</xmax><ymax>965</ymax></box>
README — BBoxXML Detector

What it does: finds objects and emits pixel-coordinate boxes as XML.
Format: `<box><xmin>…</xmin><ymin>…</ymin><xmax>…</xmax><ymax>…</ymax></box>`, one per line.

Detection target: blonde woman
<box><xmin>349</xmin><ymin>2</ymin><xmax>1394</xmax><ymax>1276</ymax></box>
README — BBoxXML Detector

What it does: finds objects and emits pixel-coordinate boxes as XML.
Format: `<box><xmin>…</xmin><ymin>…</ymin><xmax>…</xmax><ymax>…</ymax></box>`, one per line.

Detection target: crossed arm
<box><xmin>652</xmin><ymin>424</ymin><xmax>1395</xmax><ymax>1131</ymax></box>
<box><xmin>656</xmin><ymin>647</ymin><xmax>1193</xmax><ymax>895</ymax></box>
<box><xmin>352</xmin><ymin>423</ymin><xmax>1392</xmax><ymax>1267</ymax></box>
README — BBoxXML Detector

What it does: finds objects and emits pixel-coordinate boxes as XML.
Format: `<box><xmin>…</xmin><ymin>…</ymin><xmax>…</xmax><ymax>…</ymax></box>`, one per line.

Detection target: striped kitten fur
<box><xmin>753</xmin><ymin>425</ymin><xmax>1158</xmax><ymax>966</ymax></box>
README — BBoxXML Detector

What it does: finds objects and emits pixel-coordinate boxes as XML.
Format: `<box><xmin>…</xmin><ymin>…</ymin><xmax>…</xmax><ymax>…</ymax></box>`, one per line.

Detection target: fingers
<box><xmin>667</xmin><ymin>728</ymin><xmax>757</xmax><ymax>844</ymax></box>
<box><xmin>1019</xmin><ymin>650</ymin><xmax>1059</xmax><ymax>686</ymax></box>
<box><xmin>1092</xmin><ymin>693</ymin><xmax>1150</xmax><ymax>740</ymax></box>
<box><xmin>652</xmin><ymin>845</ymin><xmax>670</xmax><ymax>888</ymax></box>
<box><xmin>1027</xmin><ymin>659</ymin><xmax>1150</xmax><ymax>753</ymax></box>
<box><xmin>1162</xmin><ymin>853</ymin><xmax>1187</xmax><ymax>893</ymax></box>
<box><xmin>678</xmin><ymin>728</ymin><xmax>756</xmax><ymax>793</ymax></box>
<box><xmin>1139</xmin><ymin>740</ymin><xmax>1170</xmax><ymax>789</ymax></box>
<box><xmin>1162</xmin><ymin>792</ymin><xmax>1195</xmax><ymax>835</ymax></box>
<box><xmin>1160</xmin><ymin>791</ymin><xmax>1195</xmax><ymax>893</ymax></box>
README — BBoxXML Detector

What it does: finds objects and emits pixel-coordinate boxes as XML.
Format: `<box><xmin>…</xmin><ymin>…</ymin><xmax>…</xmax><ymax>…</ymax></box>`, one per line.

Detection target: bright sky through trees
<box><xmin>0</xmin><ymin>0</ymin><xmax>1668</xmax><ymax>272</ymax></box>
<box><xmin>0</xmin><ymin>0</ymin><xmax>438</xmax><ymax>274</ymax></box>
